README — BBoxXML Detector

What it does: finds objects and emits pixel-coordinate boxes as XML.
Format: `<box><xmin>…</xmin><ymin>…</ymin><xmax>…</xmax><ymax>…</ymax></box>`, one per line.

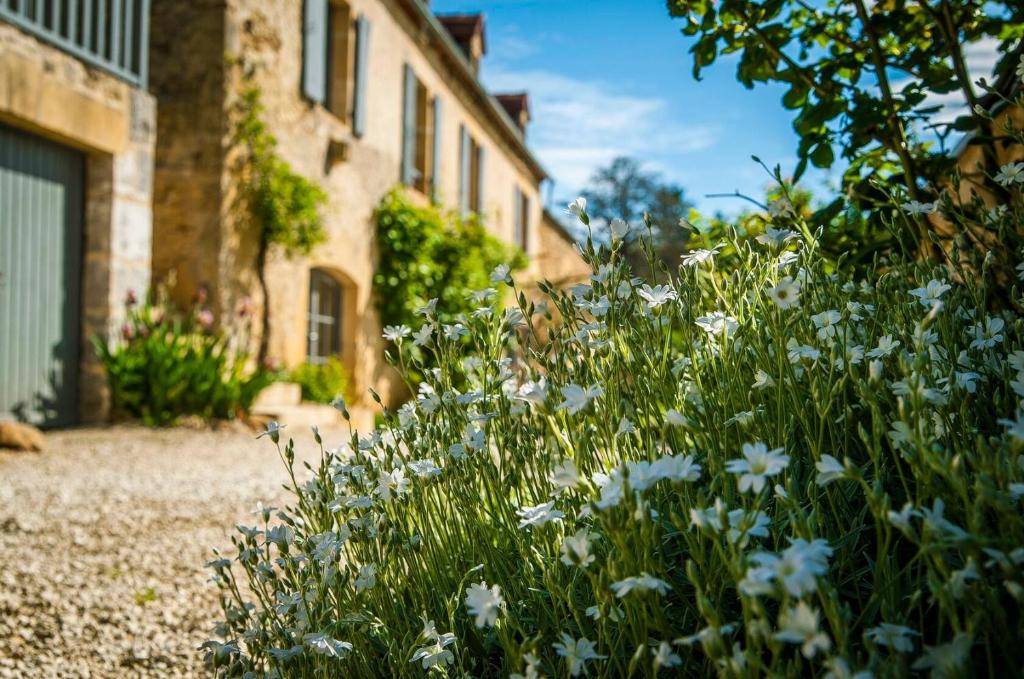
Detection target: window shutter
<box><xmin>513</xmin><ymin>186</ymin><xmax>523</xmax><ymax>247</ymax></box>
<box><xmin>352</xmin><ymin>15</ymin><xmax>370</xmax><ymax>137</ymax></box>
<box><xmin>459</xmin><ymin>125</ymin><xmax>470</xmax><ymax>214</ymax></box>
<box><xmin>431</xmin><ymin>97</ymin><xmax>443</xmax><ymax>197</ymax></box>
<box><xmin>401</xmin><ymin>64</ymin><xmax>417</xmax><ymax>185</ymax></box>
<box><xmin>302</xmin><ymin>0</ymin><xmax>328</xmax><ymax>104</ymax></box>
<box><xmin>475</xmin><ymin>145</ymin><xmax>486</xmax><ymax>212</ymax></box>
<box><xmin>521</xmin><ymin>192</ymin><xmax>530</xmax><ymax>252</ymax></box>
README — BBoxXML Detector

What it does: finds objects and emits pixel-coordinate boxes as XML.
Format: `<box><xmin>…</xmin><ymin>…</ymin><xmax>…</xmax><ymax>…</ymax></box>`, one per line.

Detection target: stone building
<box><xmin>0</xmin><ymin>0</ymin><xmax>587</xmax><ymax>427</ymax></box>
<box><xmin>0</xmin><ymin>0</ymin><xmax>156</xmax><ymax>426</ymax></box>
<box><xmin>147</xmin><ymin>0</ymin><xmax>587</xmax><ymax>421</ymax></box>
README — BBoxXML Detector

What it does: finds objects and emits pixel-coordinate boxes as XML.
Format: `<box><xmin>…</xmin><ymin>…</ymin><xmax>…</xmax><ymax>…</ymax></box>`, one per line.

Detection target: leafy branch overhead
<box><xmin>668</xmin><ymin>0</ymin><xmax>1024</xmax><ymax>203</ymax></box>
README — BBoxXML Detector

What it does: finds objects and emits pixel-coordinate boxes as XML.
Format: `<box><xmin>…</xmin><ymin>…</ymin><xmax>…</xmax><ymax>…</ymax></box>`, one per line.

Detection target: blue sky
<box><xmin>432</xmin><ymin>0</ymin><xmax>1001</xmax><ymax>217</ymax></box>
<box><xmin>432</xmin><ymin>0</ymin><xmax>834</xmax><ymax>216</ymax></box>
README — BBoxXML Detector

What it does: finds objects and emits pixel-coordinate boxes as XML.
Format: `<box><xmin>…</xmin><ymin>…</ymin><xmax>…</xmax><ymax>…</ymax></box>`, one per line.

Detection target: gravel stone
<box><xmin>0</xmin><ymin>424</ymin><xmax>330</xmax><ymax>678</ymax></box>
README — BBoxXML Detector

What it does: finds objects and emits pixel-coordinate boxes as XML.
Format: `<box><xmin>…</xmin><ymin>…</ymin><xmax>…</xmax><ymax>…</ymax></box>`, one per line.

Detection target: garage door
<box><xmin>0</xmin><ymin>124</ymin><xmax>84</xmax><ymax>427</ymax></box>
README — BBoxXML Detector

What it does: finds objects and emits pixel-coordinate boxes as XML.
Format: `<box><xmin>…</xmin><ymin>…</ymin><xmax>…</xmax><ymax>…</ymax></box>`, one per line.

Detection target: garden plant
<box><xmin>204</xmin><ymin>174</ymin><xmax>1024</xmax><ymax>675</ymax></box>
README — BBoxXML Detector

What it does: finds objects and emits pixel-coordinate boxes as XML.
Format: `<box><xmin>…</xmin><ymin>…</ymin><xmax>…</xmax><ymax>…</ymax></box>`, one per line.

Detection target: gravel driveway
<box><xmin>0</xmin><ymin>424</ymin><xmax>330</xmax><ymax>678</ymax></box>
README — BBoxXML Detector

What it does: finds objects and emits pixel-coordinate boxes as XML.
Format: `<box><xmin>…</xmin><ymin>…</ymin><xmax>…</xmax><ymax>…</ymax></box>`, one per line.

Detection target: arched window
<box><xmin>307</xmin><ymin>269</ymin><xmax>342</xmax><ymax>364</ymax></box>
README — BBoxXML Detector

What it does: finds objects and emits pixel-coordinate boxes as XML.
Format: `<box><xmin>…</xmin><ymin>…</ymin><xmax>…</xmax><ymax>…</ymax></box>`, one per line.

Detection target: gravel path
<box><xmin>0</xmin><ymin>424</ymin><xmax>330</xmax><ymax>678</ymax></box>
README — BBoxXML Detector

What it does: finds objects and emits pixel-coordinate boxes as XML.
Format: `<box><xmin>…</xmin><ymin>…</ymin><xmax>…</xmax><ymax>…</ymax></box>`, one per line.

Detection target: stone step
<box><xmin>253</xmin><ymin>382</ymin><xmax>303</xmax><ymax>409</ymax></box>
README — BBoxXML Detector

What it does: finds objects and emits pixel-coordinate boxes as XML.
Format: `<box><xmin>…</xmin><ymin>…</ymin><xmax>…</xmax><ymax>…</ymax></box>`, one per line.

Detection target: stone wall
<box><xmin>0</xmin><ymin>21</ymin><xmax>157</xmax><ymax>423</ymax></box>
<box><xmin>148</xmin><ymin>0</ymin><xmax>587</xmax><ymax>409</ymax></box>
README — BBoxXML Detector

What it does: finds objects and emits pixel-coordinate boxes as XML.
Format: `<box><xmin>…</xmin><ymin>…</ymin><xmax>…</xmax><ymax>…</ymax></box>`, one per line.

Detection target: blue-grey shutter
<box><xmin>352</xmin><ymin>15</ymin><xmax>370</xmax><ymax>137</ymax></box>
<box><xmin>459</xmin><ymin>125</ymin><xmax>470</xmax><ymax>214</ymax></box>
<box><xmin>513</xmin><ymin>185</ymin><xmax>523</xmax><ymax>247</ymax></box>
<box><xmin>476</xmin><ymin>145</ymin><xmax>486</xmax><ymax>212</ymax></box>
<box><xmin>431</xmin><ymin>97</ymin><xmax>443</xmax><ymax>197</ymax></box>
<box><xmin>302</xmin><ymin>0</ymin><xmax>328</xmax><ymax>104</ymax></box>
<box><xmin>521</xmin><ymin>192</ymin><xmax>530</xmax><ymax>251</ymax></box>
<box><xmin>401</xmin><ymin>64</ymin><xmax>417</xmax><ymax>185</ymax></box>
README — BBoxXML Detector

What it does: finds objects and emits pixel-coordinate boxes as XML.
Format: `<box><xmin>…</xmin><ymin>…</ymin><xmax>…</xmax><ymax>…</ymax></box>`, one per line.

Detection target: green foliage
<box><xmin>290</xmin><ymin>357</ymin><xmax>352</xmax><ymax>405</ymax></box>
<box><xmin>206</xmin><ymin>189</ymin><xmax>1024</xmax><ymax>677</ymax></box>
<box><xmin>373</xmin><ymin>188</ymin><xmax>527</xmax><ymax>333</ymax></box>
<box><xmin>235</xmin><ymin>84</ymin><xmax>328</xmax><ymax>256</ymax></box>
<box><xmin>666</xmin><ymin>0</ymin><xmax>1024</xmax><ymax>204</ymax></box>
<box><xmin>93</xmin><ymin>290</ymin><xmax>272</xmax><ymax>427</ymax></box>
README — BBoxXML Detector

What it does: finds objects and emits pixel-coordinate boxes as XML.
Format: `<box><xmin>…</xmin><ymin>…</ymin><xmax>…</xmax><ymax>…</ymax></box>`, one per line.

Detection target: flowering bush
<box><xmin>205</xmin><ymin>195</ymin><xmax>1024</xmax><ymax>677</ymax></box>
<box><xmin>94</xmin><ymin>289</ymin><xmax>271</xmax><ymax>426</ymax></box>
<box><xmin>289</xmin><ymin>357</ymin><xmax>353</xmax><ymax>405</ymax></box>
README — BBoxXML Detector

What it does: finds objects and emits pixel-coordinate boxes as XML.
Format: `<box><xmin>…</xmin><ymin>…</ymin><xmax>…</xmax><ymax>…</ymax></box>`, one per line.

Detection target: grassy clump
<box><xmin>205</xmin><ymin>195</ymin><xmax>1024</xmax><ymax>677</ymax></box>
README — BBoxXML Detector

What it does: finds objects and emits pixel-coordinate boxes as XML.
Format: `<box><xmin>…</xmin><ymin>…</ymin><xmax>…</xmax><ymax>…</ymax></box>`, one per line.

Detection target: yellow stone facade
<box><xmin>149</xmin><ymin>0</ymin><xmax>589</xmax><ymax>410</ymax></box>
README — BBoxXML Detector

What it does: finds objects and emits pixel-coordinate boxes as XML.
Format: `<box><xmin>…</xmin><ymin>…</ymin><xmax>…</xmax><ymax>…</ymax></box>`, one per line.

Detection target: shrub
<box><xmin>373</xmin><ymin>189</ymin><xmax>527</xmax><ymax>336</ymax></box>
<box><xmin>290</xmin><ymin>357</ymin><xmax>352</xmax><ymax>405</ymax></box>
<box><xmin>94</xmin><ymin>289</ymin><xmax>271</xmax><ymax>426</ymax></box>
<box><xmin>205</xmin><ymin>197</ymin><xmax>1024</xmax><ymax>677</ymax></box>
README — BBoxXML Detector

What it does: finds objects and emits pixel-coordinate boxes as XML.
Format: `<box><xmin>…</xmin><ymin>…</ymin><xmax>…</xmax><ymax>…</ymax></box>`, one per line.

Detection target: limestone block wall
<box><xmin>0</xmin><ymin>21</ymin><xmax>157</xmax><ymax>422</ymax></box>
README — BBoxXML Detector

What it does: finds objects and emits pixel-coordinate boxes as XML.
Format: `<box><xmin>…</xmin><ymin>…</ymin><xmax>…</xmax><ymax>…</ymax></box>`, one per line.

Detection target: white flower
<box><xmin>867</xmin><ymin>335</ymin><xmax>900</xmax><ymax>359</ymax></box>
<box><xmin>811</xmin><ymin>309</ymin><xmax>842</xmax><ymax>341</ymax></box>
<box><xmin>611</xmin><ymin>573</ymin><xmax>672</xmax><ymax>597</ymax></box>
<box><xmin>786</xmin><ymin>339</ymin><xmax>821</xmax><ymax>364</ymax></box>
<box><xmin>637</xmin><ymin>284</ymin><xmax>678</xmax><ymax>309</ymax></box>
<box><xmin>464</xmin><ymin>581</ymin><xmax>502</xmax><ymax>628</ymax></box>
<box><xmin>567</xmin><ymin>196</ymin><xmax>588</xmax><ymax>220</ymax></box>
<box><xmin>517</xmin><ymin>500</ymin><xmax>564</xmax><ymax>528</ymax></box>
<box><xmin>815</xmin><ymin>455</ymin><xmax>846</xmax><ymax>486</ymax></box>
<box><xmin>560</xmin><ymin>529</ymin><xmax>595</xmax><ymax>568</ymax></box>
<box><xmin>443</xmin><ymin>323</ymin><xmax>469</xmax><ymax>341</ymax></box>
<box><xmin>410</xmin><ymin>620</ymin><xmax>456</xmax><ymax>669</ymax></box>
<box><xmin>553</xmin><ymin>634</ymin><xmax>606</xmax><ymax>677</ymax></box>
<box><xmin>557</xmin><ymin>384</ymin><xmax>604</xmax><ymax>414</ymax></box>
<box><xmin>410</xmin><ymin>324</ymin><xmax>432</xmax><ymax>348</ymax></box>
<box><xmin>256</xmin><ymin>420</ymin><xmax>285</xmax><ymax>442</ymax></box>
<box><xmin>516</xmin><ymin>377</ymin><xmax>548</xmax><ymax>405</ymax></box>
<box><xmin>865</xmin><ymin>623</ymin><xmax>918</xmax><ymax>653</ymax></box>
<box><xmin>742</xmin><ymin>538</ymin><xmax>833</xmax><ymax>598</ymax></box>
<box><xmin>909</xmin><ymin>279</ymin><xmax>951</xmax><ymax>308</ymax></box>
<box><xmin>767</xmin><ymin>276</ymin><xmax>801</xmax><ymax>309</ymax></box>
<box><xmin>651</xmin><ymin>641</ymin><xmax>682</xmax><ymax>669</ymax></box>
<box><xmin>724</xmin><ymin>442</ymin><xmax>790</xmax><ymax>493</ymax></box>
<box><xmin>681</xmin><ymin>244</ymin><xmax>722</xmax><ymax>267</ymax></box>
<box><xmin>549</xmin><ymin>459</ymin><xmax>580</xmax><ymax>494</ymax></box>
<box><xmin>354</xmin><ymin>563</ymin><xmax>377</xmax><ymax>591</ymax></box>
<box><xmin>651</xmin><ymin>454</ymin><xmax>701</xmax><ymax>482</ymax></box>
<box><xmin>911</xmin><ymin>633</ymin><xmax>972</xmax><ymax>677</ymax></box>
<box><xmin>490</xmin><ymin>263</ymin><xmax>511</xmax><ymax>283</ymax></box>
<box><xmin>887</xmin><ymin>502</ymin><xmax>918</xmax><ymax>531</ymax></box>
<box><xmin>902</xmin><ymin>200</ymin><xmax>938</xmax><ymax>216</ymax></box>
<box><xmin>374</xmin><ymin>467</ymin><xmax>411</xmax><ymax>501</ymax></box>
<box><xmin>969</xmin><ymin>316</ymin><xmax>1004</xmax><ymax>350</ymax></box>
<box><xmin>593</xmin><ymin>469</ymin><xmax>625</xmax><ymax>509</ymax></box>
<box><xmin>616</xmin><ymin>416</ymin><xmax>635</xmax><ymax>436</ymax></box>
<box><xmin>756</xmin><ymin>227</ymin><xmax>799</xmax><ymax>249</ymax></box>
<box><xmin>994</xmin><ymin>162</ymin><xmax>1024</xmax><ymax>187</ymax></box>
<box><xmin>778</xmin><ymin>250</ymin><xmax>800</xmax><ymax>269</ymax></box>
<box><xmin>609</xmin><ymin>217</ymin><xmax>629</xmax><ymax>240</ymax></box>
<box><xmin>768</xmin><ymin>197</ymin><xmax>795</xmax><ymax>218</ymax></box>
<box><xmin>303</xmin><ymin>632</ymin><xmax>353</xmax><ymax>657</ymax></box>
<box><xmin>695</xmin><ymin>311</ymin><xmax>739</xmax><ymax>337</ymax></box>
<box><xmin>1000</xmin><ymin>412</ymin><xmax>1024</xmax><ymax>440</ymax></box>
<box><xmin>408</xmin><ymin>458</ymin><xmax>442</xmax><ymax>478</ymax></box>
<box><xmin>666</xmin><ymin>408</ymin><xmax>689</xmax><ymax>426</ymax></box>
<box><xmin>774</xmin><ymin>602</ymin><xmax>831</xmax><ymax>658</ymax></box>
<box><xmin>824</xmin><ymin>657</ymin><xmax>872</xmax><ymax>679</ymax></box>
<box><xmin>382</xmin><ymin>324</ymin><xmax>411</xmax><ymax>341</ymax></box>
<box><xmin>752</xmin><ymin>369</ymin><xmax>775</xmax><ymax>390</ymax></box>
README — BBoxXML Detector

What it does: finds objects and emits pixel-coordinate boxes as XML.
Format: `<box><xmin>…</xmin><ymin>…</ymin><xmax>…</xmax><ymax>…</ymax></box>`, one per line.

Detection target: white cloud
<box><xmin>484</xmin><ymin>68</ymin><xmax>721</xmax><ymax>198</ymax></box>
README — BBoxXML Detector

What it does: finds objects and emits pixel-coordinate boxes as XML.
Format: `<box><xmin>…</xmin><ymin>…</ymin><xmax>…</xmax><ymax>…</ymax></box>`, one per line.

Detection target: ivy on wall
<box><xmin>231</xmin><ymin>67</ymin><xmax>328</xmax><ymax>363</ymax></box>
<box><xmin>373</xmin><ymin>189</ymin><xmax>527</xmax><ymax>335</ymax></box>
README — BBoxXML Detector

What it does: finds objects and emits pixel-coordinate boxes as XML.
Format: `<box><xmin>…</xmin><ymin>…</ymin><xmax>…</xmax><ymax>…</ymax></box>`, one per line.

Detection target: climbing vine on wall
<box><xmin>231</xmin><ymin>66</ymin><xmax>328</xmax><ymax>362</ymax></box>
<box><xmin>373</xmin><ymin>189</ymin><xmax>527</xmax><ymax>337</ymax></box>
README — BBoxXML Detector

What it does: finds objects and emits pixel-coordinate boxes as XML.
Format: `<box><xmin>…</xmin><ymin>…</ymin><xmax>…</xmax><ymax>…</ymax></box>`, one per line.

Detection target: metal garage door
<box><xmin>0</xmin><ymin>124</ymin><xmax>84</xmax><ymax>427</ymax></box>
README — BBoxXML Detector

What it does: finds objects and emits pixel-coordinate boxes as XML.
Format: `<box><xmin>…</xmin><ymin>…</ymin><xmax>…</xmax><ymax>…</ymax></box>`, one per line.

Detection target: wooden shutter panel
<box><xmin>302</xmin><ymin>0</ymin><xmax>329</xmax><ymax>104</ymax></box>
<box><xmin>431</xmin><ymin>97</ymin><xmax>443</xmax><ymax>197</ymax></box>
<box><xmin>352</xmin><ymin>15</ymin><xmax>370</xmax><ymax>137</ymax></box>
<box><xmin>513</xmin><ymin>185</ymin><xmax>523</xmax><ymax>247</ymax></box>
<box><xmin>401</xmin><ymin>64</ymin><xmax>417</xmax><ymax>185</ymax></box>
<box><xmin>521</xmin><ymin>192</ymin><xmax>530</xmax><ymax>252</ymax></box>
<box><xmin>459</xmin><ymin>125</ymin><xmax>471</xmax><ymax>214</ymax></box>
<box><xmin>476</xmin><ymin>145</ymin><xmax>486</xmax><ymax>212</ymax></box>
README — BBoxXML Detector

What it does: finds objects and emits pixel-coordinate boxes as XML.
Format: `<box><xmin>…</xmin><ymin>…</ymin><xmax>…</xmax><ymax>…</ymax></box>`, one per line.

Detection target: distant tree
<box><xmin>666</xmin><ymin>0</ymin><xmax>1024</xmax><ymax>214</ymax></box>
<box><xmin>580</xmin><ymin>156</ymin><xmax>694</xmax><ymax>274</ymax></box>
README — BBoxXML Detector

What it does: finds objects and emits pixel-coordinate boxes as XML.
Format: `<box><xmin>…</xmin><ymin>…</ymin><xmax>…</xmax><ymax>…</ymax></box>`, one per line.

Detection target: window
<box><xmin>307</xmin><ymin>269</ymin><xmax>342</xmax><ymax>364</ymax></box>
<box><xmin>401</xmin><ymin>65</ymin><xmax>437</xmax><ymax>193</ymax></box>
<box><xmin>459</xmin><ymin>126</ymin><xmax>485</xmax><ymax>214</ymax></box>
<box><xmin>514</xmin><ymin>186</ymin><xmax>530</xmax><ymax>251</ymax></box>
<box><xmin>304</xmin><ymin>1</ymin><xmax>370</xmax><ymax>134</ymax></box>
